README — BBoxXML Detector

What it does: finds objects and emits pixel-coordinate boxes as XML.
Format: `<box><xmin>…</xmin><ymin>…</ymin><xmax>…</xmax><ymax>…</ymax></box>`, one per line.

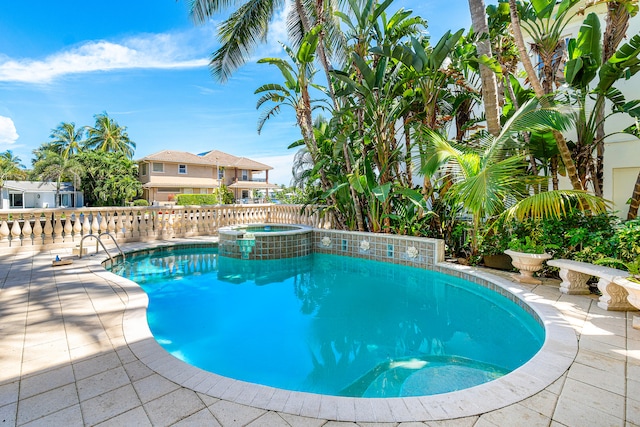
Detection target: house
<box><xmin>137</xmin><ymin>149</ymin><xmax>280</xmax><ymax>204</ymax></box>
<box><xmin>0</xmin><ymin>180</ymin><xmax>84</xmax><ymax>209</ymax></box>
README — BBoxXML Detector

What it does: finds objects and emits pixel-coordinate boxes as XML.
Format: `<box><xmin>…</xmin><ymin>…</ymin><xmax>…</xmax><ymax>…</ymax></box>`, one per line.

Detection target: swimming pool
<box><xmin>112</xmin><ymin>247</ymin><xmax>544</xmax><ymax>398</ymax></box>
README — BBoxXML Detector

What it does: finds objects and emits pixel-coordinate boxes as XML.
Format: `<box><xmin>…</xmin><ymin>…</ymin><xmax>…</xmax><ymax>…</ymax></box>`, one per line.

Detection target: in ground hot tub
<box><xmin>218</xmin><ymin>223</ymin><xmax>312</xmax><ymax>260</ymax></box>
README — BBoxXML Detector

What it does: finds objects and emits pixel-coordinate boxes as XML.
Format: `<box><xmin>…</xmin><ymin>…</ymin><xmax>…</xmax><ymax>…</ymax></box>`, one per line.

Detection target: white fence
<box><xmin>0</xmin><ymin>204</ymin><xmax>333</xmax><ymax>251</ymax></box>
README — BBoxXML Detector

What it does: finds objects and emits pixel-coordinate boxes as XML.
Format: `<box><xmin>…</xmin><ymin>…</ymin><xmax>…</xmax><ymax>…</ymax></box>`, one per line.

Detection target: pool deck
<box><xmin>1</xmin><ymin>237</ymin><xmax>639</xmax><ymax>426</ymax></box>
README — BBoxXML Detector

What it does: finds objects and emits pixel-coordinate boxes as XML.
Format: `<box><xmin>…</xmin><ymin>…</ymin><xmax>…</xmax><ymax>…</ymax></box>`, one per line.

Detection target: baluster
<box><xmin>197</xmin><ymin>208</ymin><xmax>206</xmax><ymax>234</ymax></box>
<box><xmin>130</xmin><ymin>209</ymin><xmax>140</xmax><ymax>239</ymax></box>
<box><xmin>173</xmin><ymin>208</ymin><xmax>182</xmax><ymax>237</ymax></box>
<box><xmin>43</xmin><ymin>214</ymin><xmax>54</xmax><ymax>245</ymax></box>
<box><xmin>0</xmin><ymin>216</ymin><xmax>10</xmax><ymax>248</ymax></box>
<box><xmin>179</xmin><ymin>208</ymin><xmax>187</xmax><ymax>236</ymax></box>
<box><xmin>166</xmin><ymin>211</ymin><xmax>175</xmax><ymax>238</ymax></box>
<box><xmin>52</xmin><ymin>212</ymin><xmax>63</xmax><ymax>243</ymax></box>
<box><xmin>33</xmin><ymin>215</ymin><xmax>43</xmax><ymax>246</ymax></box>
<box><xmin>11</xmin><ymin>215</ymin><xmax>22</xmax><ymax>246</ymax></box>
<box><xmin>107</xmin><ymin>211</ymin><xmax>117</xmax><ymax>235</ymax></box>
<box><xmin>138</xmin><ymin>209</ymin><xmax>148</xmax><ymax>239</ymax></box>
<box><xmin>82</xmin><ymin>212</ymin><xmax>92</xmax><ymax>236</ymax></box>
<box><xmin>72</xmin><ymin>212</ymin><xmax>82</xmax><ymax>240</ymax></box>
<box><xmin>190</xmin><ymin>209</ymin><xmax>198</xmax><ymax>235</ymax></box>
<box><xmin>99</xmin><ymin>211</ymin><xmax>108</xmax><ymax>234</ymax></box>
<box><xmin>116</xmin><ymin>211</ymin><xmax>125</xmax><ymax>240</ymax></box>
<box><xmin>208</xmin><ymin>208</ymin><xmax>216</xmax><ymax>234</ymax></box>
<box><xmin>152</xmin><ymin>210</ymin><xmax>161</xmax><ymax>240</ymax></box>
<box><xmin>182</xmin><ymin>208</ymin><xmax>190</xmax><ymax>236</ymax></box>
<box><xmin>156</xmin><ymin>210</ymin><xmax>166</xmax><ymax>239</ymax></box>
<box><xmin>22</xmin><ymin>214</ymin><xmax>33</xmax><ymax>246</ymax></box>
<box><xmin>63</xmin><ymin>211</ymin><xmax>73</xmax><ymax>242</ymax></box>
<box><xmin>210</xmin><ymin>208</ymin><xmax>217</xmax><ymax>234</ymax></box>
<box><xmin>123</xmin><ymin>209</ymin><xmax>133</xmax><ymax>239</ymax></box>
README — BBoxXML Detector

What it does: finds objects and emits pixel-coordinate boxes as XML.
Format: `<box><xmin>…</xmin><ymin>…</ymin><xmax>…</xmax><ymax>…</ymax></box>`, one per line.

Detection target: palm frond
<box><xmin>257</xmin><ymin>105</ymin><xmax>282</xmax><ymax>134</ymax></box>
<box><xmin>211</xmin><ymin>0</ymin><xmax>285</xmax><ymax>82</ymax></box>
<box><xmin>503</xmin><ymin>190</ymin><xmax>610</xmax><ymax>221</ymax></box>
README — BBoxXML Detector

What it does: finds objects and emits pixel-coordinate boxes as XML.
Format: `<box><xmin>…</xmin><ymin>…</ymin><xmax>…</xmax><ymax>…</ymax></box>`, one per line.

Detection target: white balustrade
<box><xmin>0</xmin><ymin>204</ymin><xmax>333</xmax><ymax>250</ymax></box>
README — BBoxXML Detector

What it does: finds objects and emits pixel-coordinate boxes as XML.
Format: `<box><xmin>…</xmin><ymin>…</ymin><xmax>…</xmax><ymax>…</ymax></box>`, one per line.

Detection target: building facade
<box><xmin>137</xmin><ymin>149</ymin><xmax>279</xmax><ymax>204</ymax></box>
<box><xmin>0</xmin><ymin>181</ymin><xmax>84</xmax><ymax>209</ymax></box>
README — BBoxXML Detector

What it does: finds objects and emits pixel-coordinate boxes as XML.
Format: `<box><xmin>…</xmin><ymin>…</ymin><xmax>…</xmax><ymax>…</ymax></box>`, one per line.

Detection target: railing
<box><xmin>0</xmin><ymin>204</ymin><xmax>334</xmax><ymax>251</ymax></box>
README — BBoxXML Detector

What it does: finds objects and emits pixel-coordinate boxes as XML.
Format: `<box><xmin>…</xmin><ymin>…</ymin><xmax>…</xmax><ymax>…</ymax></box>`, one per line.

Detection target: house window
<box><xmin>9</xmin><ymin>193</ymin><xmax>23</xmax><ymax>208</ymax></box>
<box><xmin>58</xmin><ymin>193</ymin><xmax>74</xmax><ymax>208</ymax></box>
<box><xmin>178</xmin><ymin>164</ymin><xmax>187</xmax><ymax>174</ymax></box>
<box><xmin>242</xmin><ymin>169</ymin><xmax>248</xmax><ymax>181</ymax></box>
<box><xmin>140</xmin><ymin>163</ymin><xmax>148</xmax><ymax>176</ymax></box>
<box><xmin>218</xmin><ymin>167</ymin><xmax>224</xmax><ymax>180</ymax></box>
<box><xmin>152</xmin><ymin>162</ymin><xmax>164</xmax><ymax>173</ymax></box>
<box><xmin>200</xmin><ymin>188</ymin><xmax>208</xmax><ymax>194</ymax></box>
<box><xmin>183</xmin><ymin>188</ymin><xmax>193</xmax><ymax>194</ymax></box>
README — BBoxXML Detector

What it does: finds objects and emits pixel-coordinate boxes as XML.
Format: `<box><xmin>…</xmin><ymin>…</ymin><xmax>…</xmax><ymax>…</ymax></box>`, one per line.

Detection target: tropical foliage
<box><xmin>27</xmin><ymin>113</ymin><xmax>140</xmax><ymax>207</ymax></box>
<box><xmin>0</xmin><ymin>150</ymin><xmax>27</xmax><ymax>186</ymax></box>
<box><xmin>201</xmin><ymin>0</ymin><xmax>640</xmax><ymax>261</ymax></box>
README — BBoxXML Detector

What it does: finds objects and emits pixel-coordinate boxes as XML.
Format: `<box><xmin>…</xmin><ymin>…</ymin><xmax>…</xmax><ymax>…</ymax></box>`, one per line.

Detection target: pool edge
<box><xmin>96</xmin><ymin>240</ymin><xmax>577</xmax><ymax>422</ymax></box>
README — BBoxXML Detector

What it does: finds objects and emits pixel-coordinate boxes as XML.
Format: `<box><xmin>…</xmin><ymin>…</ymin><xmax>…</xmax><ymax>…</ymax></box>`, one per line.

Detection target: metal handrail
<box><xmin>78</xmin><ymin>232</ymin><xmax>124</xmax><ymax>261</ymax></box>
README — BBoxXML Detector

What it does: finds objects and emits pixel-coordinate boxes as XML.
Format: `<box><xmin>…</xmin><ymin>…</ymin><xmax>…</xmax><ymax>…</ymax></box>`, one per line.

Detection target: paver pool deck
<box><xmin>1</xmin><ymin>237</ymin><xmax>639</xmax><ymax>426</ymax></box>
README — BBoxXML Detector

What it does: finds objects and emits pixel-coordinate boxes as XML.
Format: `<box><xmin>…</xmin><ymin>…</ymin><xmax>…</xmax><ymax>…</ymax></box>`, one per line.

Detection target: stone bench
<box><xmin>547</xmin><ymin>259</ymin><xmax>633</xmax><ymax>311</ymax></box>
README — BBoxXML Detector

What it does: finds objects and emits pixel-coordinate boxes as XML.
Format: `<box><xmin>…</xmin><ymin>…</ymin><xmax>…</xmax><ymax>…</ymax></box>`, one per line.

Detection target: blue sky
<box><xmin>0</xmin><ymin>0</ymin><xmax>472</xmax><ymax>185</ymax></box>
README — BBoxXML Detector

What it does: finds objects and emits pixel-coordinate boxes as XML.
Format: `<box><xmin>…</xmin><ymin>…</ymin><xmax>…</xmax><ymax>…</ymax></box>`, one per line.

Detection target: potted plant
<box><xmin>505</xmin><ymin>236</ymin><xmax>553</xmax><ymax>284</ymax></box>
<box><xmin>478</xmin><ymin>225</ymin><xmax>513</xmax><ymax>270</ymax></box>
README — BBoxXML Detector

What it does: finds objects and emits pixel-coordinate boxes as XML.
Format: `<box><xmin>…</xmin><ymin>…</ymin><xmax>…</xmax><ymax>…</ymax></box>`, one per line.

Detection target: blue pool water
<box><xmin>112</xmin><ymin>248</ymin><xmax>544</xmax><ymax>397</ymax></box>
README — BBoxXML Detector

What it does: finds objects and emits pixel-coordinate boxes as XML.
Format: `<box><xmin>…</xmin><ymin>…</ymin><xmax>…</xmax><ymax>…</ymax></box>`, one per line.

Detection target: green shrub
<box><xmin>133</xmin><ymin>199</ymin><xmax>149</xmax><ymax>206</ymax></box>
<box><xmin>174</xmin><ymin>194</ymin><xmax>219</xmax><ymax>206</ymax></box>
<box><xmin>614</xmin><ymin>219</ymin><xmax>640</xmax><ymax>262</ymax></box>
<box><xmin>513</xmin><ymin>211</ymin><xmax>619</xmax><ymax>263</ymax></box>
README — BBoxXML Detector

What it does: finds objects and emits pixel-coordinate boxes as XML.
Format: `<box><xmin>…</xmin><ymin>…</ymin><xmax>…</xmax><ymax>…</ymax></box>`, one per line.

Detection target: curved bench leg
<box><xmin>558</xmin><ymin>269</ymin><xmax>591</xmax><ymax>295</ymax></box>
<box><xmin>597</xmin><ymin>279</ymin><xmax>634</xmax><ymax>311</ymax></box>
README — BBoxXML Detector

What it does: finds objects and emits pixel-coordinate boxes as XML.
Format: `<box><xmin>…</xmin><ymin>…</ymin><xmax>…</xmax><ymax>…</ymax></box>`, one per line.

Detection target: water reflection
<box><xmin>111</xmin><ymin>251</ymin><xmax>544</xmax><ymax>397</ymax></box>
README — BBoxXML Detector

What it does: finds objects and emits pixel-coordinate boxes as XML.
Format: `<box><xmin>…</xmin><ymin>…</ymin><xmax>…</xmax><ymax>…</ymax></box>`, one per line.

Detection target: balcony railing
<box><xmin>0</xmin><ymin>204</ymin><xmax>333</xmax><ymax>251</ymax></box>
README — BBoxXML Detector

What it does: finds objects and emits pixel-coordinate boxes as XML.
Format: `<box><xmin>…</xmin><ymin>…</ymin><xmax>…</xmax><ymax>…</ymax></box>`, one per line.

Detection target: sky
<box><xmin>0</xmin><ymin>0</ymin><xmax>473</xmax><ymax>185</ymax></box>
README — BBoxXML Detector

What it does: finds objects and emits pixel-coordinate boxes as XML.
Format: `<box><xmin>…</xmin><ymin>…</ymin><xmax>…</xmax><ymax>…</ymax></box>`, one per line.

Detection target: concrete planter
<box><xmin>505</xmin><ymin>249</ymin><xmax>552</xmax><ymax>285</ymax></box>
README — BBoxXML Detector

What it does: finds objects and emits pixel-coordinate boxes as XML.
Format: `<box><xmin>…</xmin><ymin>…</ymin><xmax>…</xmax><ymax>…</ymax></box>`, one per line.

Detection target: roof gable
<box><xmin>139</xmin><ymin>149</ymin><xmax>273</xmax><ymax>170</ymax></box>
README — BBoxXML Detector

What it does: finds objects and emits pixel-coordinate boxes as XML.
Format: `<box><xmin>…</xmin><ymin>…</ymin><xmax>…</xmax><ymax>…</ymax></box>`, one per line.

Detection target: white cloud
<box><xmin>0</xmin><ymin>27</ymin><xmax>218</xmax><ymax>84</ymax></box>
<box><xmin>0</xmin><ymin>116</ymin><xmax>19</xmax><ymax>145</ymax></box>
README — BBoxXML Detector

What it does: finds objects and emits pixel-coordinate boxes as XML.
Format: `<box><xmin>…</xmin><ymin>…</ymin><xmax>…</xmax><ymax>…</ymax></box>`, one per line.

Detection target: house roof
<box><xmin>139</xmin><ymin>149</ymin><xmax>273</xmax><ymax>171</ymax></box>
<box><xmin>2</xmin><ymin>180</ymin><xmax>77</xmax><ymax>192</ymax></box>
<box><xmin>138</xmin><ymin>150</ymin><xmax>213</xmax><ymax>165</ymax></box>
<box><xmin>196</xmin><ymin>149</ymin><xmax>274</xmax><ymax>171</ymax></box>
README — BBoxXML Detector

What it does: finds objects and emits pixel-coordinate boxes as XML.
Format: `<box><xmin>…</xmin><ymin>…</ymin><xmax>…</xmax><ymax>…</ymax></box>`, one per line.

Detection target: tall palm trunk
<box><xmin>594</xmin><ymin>0</ymin><xmax>631</xmax><ymax>197</ymax></box>
<box><xmin>508</xmin><ymin>0</ymin><xmax>584</xmax><ymax>191</ymax></box>
<box><xmin>468</xmin><ymin>0</ymin><xmax>501</xmax><ymax>136</ymax></box>
<box><xmin>307</xmin><ymin>0</ymin><xmax>365</xmax><ymax>231</ymax></box>
<box><xmin>628</xmin><ymin>171</ymin><xmax>640</xmax><ymax>219</ymax></box>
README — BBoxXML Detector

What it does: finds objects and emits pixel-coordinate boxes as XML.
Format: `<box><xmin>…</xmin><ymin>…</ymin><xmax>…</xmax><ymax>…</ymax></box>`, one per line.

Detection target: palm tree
<box><xmin>84</xmin><ymin>113</ymin><xmax>136</xmax><ymax>158</ymax></box>
<box><xmin>591</xmin><ymin>0</ymin><xmax>639</xmax><ymax>195</ymax></box>
<box><xmin>0</xmin><ymin>150</ymin><xmax>26</xmax><ymax>187</ymax></box>
<box><xmin>188</xmin><ymin>0</ymin><xmax>344</xmax><ymax>88</ymax></box>
<box><xmin>507</xmin><ymin>0</ymin><xmax>584</xmax><ymax>191</ymax></box>
<box><xmin>32</xmin><ymin>151</ymin><xmax>84</xmax><ymax>208</ymax></box>
<box><xmin>420</xmin><ymin>99</ymin><xmax>607</xmax><ymax>254</ymax></box>
<box><xmin>468</xmin><ymin>0</ymin><xmax>501</xmax><ymax>136</ymax></box>
<box><xmin>49</xmin><ymin>122</ymin><xmax>85</xmax><ymax>159</ymax></box>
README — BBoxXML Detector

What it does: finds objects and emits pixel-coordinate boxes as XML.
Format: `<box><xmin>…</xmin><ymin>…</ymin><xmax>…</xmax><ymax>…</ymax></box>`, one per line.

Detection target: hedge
<box><xmin>175</xmin><ymin>194</ymin><xmax>219</xmax><ymax>205</ymax></box>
